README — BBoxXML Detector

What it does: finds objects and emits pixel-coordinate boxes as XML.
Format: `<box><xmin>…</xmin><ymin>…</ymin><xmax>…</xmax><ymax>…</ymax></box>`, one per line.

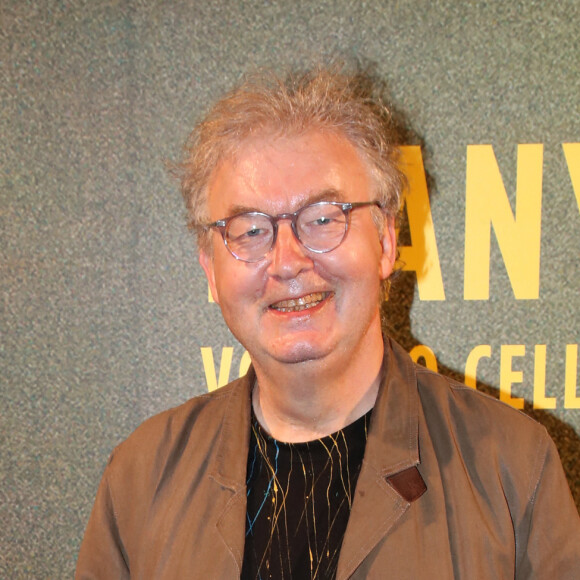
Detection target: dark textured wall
<box><xmin>2</xmin><ymin>1</ymin><xmax>579</xmax><ymax>577</ymax></box>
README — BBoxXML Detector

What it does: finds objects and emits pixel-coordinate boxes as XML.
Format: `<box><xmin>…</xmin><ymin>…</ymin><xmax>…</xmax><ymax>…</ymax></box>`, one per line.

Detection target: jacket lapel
<box><xmin>209</xmin><ymin>370</ymin><xmax>255</xmax><ymax>574</ymax></box>
<box><xmin>336</xmin><ymin>340</ymin><xmax>426</xmax><ymax>580</ymax></box>
<box><xmin>204</xmin><ymin>342</ymin><xmax>427</xmax><ymax>578</ymax></box>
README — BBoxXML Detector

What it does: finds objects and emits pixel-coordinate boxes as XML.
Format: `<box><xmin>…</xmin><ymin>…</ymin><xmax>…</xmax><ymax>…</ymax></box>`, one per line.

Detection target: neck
<box><xmin>251</xmin><ymin>334</ymin><xmax>385</xmax><ymax>443</ymax></box>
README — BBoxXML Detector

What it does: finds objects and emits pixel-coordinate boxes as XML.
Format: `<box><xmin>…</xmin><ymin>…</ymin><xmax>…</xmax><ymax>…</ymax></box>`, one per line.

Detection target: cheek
<box><xmin>314</xmin><ymin>244</ymin><xmax>383</xmax><ymax>296</ymax></box>
<box><xmin>215</xmin><ymin>260</ymin><xmax>267</xmax><ymax>304</ymax></box>
<box><xmin>328</xmin><ymin>236</ymin><xmax>384</xmax><ymax>278</ymax></box>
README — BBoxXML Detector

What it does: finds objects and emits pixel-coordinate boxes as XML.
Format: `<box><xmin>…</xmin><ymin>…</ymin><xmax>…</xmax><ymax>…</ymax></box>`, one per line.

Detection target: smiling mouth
<box><xmin>270</xmin><ymin>292</ymin><xmax>331</xmax><ymax>313</ymax></box>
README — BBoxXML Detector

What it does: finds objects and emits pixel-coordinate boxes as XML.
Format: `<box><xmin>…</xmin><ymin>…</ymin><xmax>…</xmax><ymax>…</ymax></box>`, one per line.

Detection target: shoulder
<box><xmin>106</xmin><ymin>375</ymin><xmax>250</xmax><ymax>476</ymax></box>
<box><xmin>388</xmin><ymin>339</ymin><xmax>547</xmax><ymax>444</ymax></box>
<box><xmin>414</xmin><ymin>364</ymin><xmax>554</xmax><ymax>496</ymax></box>
<box><xmin>415</xmin><ymin>364</ymin><xmax>545</xmax><ymax>439</ymax></box>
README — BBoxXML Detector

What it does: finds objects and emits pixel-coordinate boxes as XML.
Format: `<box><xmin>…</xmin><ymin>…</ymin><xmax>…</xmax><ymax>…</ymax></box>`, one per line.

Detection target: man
<box><xmin>77</xmin><ymin>67</ymin><xmax>580</xmax><ymax>579</ymax></box>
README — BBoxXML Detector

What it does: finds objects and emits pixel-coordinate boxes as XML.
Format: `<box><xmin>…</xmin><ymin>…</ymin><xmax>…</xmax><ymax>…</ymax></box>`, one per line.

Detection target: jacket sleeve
<box><xmin>516</xmin><ymin>433</ymin><xmax>580</xmax><ymax>579</ymax></box>
<box><xmin>75</xmin><ymin>458</ymin><xmax>130</xmax><ymax>580</ymax></box>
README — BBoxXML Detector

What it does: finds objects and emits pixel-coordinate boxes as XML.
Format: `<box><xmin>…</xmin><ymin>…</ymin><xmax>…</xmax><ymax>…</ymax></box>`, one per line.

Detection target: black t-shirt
<box><xmin>241</xmin><ymin>410</ymin><xmax>371</xmax><ymax>580</ymax></box>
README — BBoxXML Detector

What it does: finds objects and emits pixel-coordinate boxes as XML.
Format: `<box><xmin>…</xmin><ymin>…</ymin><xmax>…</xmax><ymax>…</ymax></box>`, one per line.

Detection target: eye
<box><xmin>227</xmin><ymin>214</ymin><xmax>273</xmax><ymax>246</ymax></box>
<box><xmin>231</xmin><ymin>225</ymin><xmax>270</xmax><ymax>243</ymax></box>
<box><xmin>313</xmin><ymin>215</ymin><xmax>334</xmax><ymax>226</ymax></box>
<box><xmin>242</xmin><ymin>219</ymin><xmax>273</xmax><ymax>238</ymax></box>
<box><xmin>300</xmin><ymin>205</ymin><xmax>345</xmax><ymax>231</ymax></box>
<box><xmin>244</xmin><ymin>226</ymin><xmax>265</xmax><ymax>237</ymax></box>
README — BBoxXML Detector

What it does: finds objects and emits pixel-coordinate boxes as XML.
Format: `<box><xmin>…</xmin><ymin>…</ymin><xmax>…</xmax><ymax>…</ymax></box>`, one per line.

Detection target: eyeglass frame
<box><xmin>205</xmin><ymin>200</ymin><xmax>383</xmax><ymax>263</ymax></box>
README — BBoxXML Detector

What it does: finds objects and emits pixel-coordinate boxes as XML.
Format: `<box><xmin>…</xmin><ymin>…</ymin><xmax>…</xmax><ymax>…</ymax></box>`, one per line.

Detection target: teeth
<box><xmin>271</xmin><ymin>292</ymin><xmax>329</xmax><ymax>313</ymax></box>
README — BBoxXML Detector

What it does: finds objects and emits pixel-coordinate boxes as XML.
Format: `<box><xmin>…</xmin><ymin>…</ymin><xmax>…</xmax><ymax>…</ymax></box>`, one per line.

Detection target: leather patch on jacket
<box><xmin>386</xmin><ymin>466</ymin><xmax>427</xmax><ymax>503</ymax></box>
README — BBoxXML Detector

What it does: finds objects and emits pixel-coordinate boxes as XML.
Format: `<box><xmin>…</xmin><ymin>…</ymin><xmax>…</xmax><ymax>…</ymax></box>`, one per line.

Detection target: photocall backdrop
<box><xmin>2</xmin><ymin>0</ymin><xmax>578</xmax><ymax>577</ymax></box>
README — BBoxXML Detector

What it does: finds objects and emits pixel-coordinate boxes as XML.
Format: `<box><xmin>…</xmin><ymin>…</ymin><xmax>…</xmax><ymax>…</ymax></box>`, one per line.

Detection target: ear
<box><xmin>199</xmin><ymin>249</ymin><xmax>220</xmax><ymax>305</ymax></box>
<box><xmin>379</xmin><ymin>216</ymin><xmax>397</xmax><ymax>280</ymax></box>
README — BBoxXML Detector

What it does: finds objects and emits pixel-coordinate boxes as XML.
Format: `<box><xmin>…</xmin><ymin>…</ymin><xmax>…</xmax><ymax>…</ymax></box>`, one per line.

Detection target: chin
<box><xmin>266</xmin><ymin>338</ymin><xmax>333</xmax><ymax>365</ymax></box>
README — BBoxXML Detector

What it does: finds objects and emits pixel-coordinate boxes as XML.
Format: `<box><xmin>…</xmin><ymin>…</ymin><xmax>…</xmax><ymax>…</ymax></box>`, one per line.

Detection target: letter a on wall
<box><xmin>398</xmin><ymin>146</ymin><xmax>445</xmax><ymax>300</ymax></box>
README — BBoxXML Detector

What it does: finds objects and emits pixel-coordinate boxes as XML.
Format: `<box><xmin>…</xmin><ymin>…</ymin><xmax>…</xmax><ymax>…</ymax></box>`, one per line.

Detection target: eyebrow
<box><xmin>225</xmin><ymin>188</ymin><xmax>346</xmax><ymax>217</ymax></box>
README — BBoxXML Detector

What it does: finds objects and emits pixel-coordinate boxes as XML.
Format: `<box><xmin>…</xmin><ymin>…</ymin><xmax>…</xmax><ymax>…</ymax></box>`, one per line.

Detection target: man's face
<box><xmin>200</xmin><ymin>131</ymin><xmax>396</xmax><ymax>370</ymax></box>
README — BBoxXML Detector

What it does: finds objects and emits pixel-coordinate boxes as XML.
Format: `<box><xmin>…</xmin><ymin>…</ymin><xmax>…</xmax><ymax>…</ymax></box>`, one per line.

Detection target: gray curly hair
<box><xmin>174</xmin><ymin>65</ymin><xmax>406</xmax><ymax>261</ymax></box>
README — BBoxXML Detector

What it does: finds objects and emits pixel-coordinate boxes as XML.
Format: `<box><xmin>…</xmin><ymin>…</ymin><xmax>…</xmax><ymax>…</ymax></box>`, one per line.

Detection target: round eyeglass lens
<box><xmin>226</xmin><ymin>213</ymin><xmax>274</xmax><ymax>260</ymax></box>
<box><xmin>297</xmin><ymin>203</ymin><xmax>347</xmax><ymax>251</ymax></box>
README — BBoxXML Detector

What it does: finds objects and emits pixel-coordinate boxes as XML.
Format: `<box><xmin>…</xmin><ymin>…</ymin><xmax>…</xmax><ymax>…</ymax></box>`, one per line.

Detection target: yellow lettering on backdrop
<box><xmin>201</xmin><ymin>346</ymin><xmax>233</xmax><ymax>392</ymax></box>
<box><xmin>499</xmin><ymin>345</ymin><xmax>526</xmax><ymax>409</ymax></box>
<box><xmin>532</xmin><ymin>344</ymin><xmax>556</xmax><ymax>410</ymax></box>
<box><xmin>199</xmin><ymin>343</ymin><xmax>580</xmax><ymax>406</ymax></box>
<box><xmin>398</xmin><ymin>146</ymin><xmax>445</xmax><ymax>300</ymax></box>
<box><xmin>464</xmin><ymin>344</ymin><xmax>491</xmax><ymax>389</ymax></box>
<box><xmin>239</xmin><ymin>350</ymin><xmax>252</xmax><ymax>377</ymax></box>
<box><xmin>409</xmin><ymin>344</ymin><xmax>438</xmax><ymax>371</ymax></box>
<box><xmin>564</xmin><ymin>344</ymin><xmax>580</xmax><ymax>409</ymax></box>
<box><xmin>464</xmin><ymin>144</ymin><xmax>543</xmax><ymax>300</ymax></box>
<box><xmin>562</xmin><ymin>143</ymin><xmax>580</xmax><ymax>213</ymax></box>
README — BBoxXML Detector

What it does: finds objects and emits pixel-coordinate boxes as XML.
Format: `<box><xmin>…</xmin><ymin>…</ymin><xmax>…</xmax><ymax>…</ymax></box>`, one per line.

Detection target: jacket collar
<box><xmin>210</xmin><ymin>366</ymin><xmax>255</xmax><ymax>492</ymax></box>
<box><xmin>208</xmin><ymin>368</ymin><xmax>255</xmax><ymax>573</ymax></box>
<box><xmin>364</xmin><ymin>337</ymin><xmax>421</xmax><ymax>476</ymax></box>
<box><xmin>209</xmin><ymin>340</ymin><xmax>426</xmax><ymax>578</ymax></box>
<box><xmin>210</xmin><ymin>339</ymin><xmax>423</xmax><ymax>491</ymax></box>
<box><xmin>335</xmin><ymin>338</ymin><xmax>426</xmax><ymax>579</ymax></box>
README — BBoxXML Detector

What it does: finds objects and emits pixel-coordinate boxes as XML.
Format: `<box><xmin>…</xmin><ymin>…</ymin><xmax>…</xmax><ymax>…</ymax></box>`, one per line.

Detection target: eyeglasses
<box><xmin>206</xmin><ymin>200</ymin><xmax>382</xmax><ymax>263</ymax></box>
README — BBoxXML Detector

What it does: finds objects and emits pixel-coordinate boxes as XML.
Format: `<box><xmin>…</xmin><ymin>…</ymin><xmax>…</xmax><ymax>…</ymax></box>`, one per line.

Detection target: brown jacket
<box><xmin>76</xmin><ymin>339</ymin><xmax>580</xmax><ymax>578</ymax></box>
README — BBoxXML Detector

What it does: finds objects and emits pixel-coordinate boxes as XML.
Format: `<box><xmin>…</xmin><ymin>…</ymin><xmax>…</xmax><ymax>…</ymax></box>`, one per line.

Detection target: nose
<box><xmin>266</xmin><ymin>221</ymin><xmax>312</xmax><ymax>279</ymax></box>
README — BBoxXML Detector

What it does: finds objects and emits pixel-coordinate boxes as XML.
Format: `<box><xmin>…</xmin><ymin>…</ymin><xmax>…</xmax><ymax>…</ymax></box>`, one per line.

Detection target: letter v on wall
<box><xmin>201</xmin><ymin>347</ymin><xmax>233</xmax><ymax>391</ymax></box>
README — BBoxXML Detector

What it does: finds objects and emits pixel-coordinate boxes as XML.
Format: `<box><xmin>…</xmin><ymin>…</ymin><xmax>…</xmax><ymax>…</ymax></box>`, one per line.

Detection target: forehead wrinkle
<box><xmin>223</xmin><ymin>188</ymin><xmax>347</xmax><ymax>218</ymax></box>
